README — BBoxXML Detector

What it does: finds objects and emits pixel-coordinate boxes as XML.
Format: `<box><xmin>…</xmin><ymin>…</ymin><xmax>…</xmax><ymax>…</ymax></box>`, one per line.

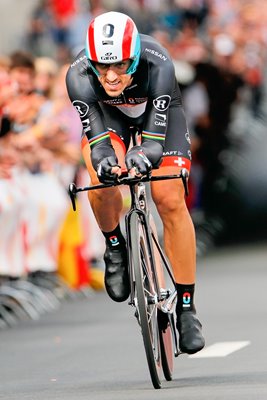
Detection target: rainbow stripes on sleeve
<box><xmin>142</xmin><ymin>131</ymin><xmax>165</xmax><ymax>141</ymax></box>
<box><xmin>88</xmin><ymin>131</ymin><xmax>110</xmax><ymax>148</ymax></box>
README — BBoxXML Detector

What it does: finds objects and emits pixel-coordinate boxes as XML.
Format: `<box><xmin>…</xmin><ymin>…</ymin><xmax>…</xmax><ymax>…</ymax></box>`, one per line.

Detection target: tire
<box><xmin>158</xmin><ymin>310</ymin><xmax>174</xmax><ymax>381</ymax></box>
<box><xmin>130</xmin><ymin>212</ymin><xmax>162</xmax><ymax>389</ymax></box>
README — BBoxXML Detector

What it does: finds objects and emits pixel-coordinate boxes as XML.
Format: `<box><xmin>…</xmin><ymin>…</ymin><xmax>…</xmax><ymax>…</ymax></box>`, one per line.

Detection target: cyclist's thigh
<box><xmin>151</xmin><ymin>164</ymin><xmax>186</xmax><ymax>203</ymax></box>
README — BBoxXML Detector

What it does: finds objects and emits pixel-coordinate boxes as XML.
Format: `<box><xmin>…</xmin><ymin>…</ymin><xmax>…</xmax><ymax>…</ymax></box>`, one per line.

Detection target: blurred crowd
<box><xmin>1</xmin><ymin>0</ymin><xmax>267</xmax><ymax>326</ymax></box>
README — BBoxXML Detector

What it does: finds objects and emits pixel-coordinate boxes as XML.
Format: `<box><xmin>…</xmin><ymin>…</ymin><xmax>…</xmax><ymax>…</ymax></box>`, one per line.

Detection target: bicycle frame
<box><xmin>126</xmin><ymin>180</ymin><xmax>161</xmax><ymax>306</ymax></box>
<box><xmin>126</xmin><ymin>180</ymin><xmax>174</xmax><ymax>306</ymax></box>
<box><xmin>125</xmin><ymin>178</ymin><xmax>180</xmax><ymax>362</ymax></box>
<box><xmin>68</xmin><ymin>170</ymin><xmax>188</xmax><ymax>359</ymax></box>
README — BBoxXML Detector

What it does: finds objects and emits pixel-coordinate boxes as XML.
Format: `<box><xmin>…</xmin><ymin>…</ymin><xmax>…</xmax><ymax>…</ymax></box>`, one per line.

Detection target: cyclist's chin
<box><xmin>103</xmin><ymin>85</ymin><xmax>124</xmax><ymax>97</ymax></box>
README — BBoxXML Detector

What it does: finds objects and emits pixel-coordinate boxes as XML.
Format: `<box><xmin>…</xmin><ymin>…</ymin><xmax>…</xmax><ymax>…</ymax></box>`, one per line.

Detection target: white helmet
<box><xmin>85</xmin><ymin>11</ymin><xmax>141</xmax><ymax>76</ymax></box>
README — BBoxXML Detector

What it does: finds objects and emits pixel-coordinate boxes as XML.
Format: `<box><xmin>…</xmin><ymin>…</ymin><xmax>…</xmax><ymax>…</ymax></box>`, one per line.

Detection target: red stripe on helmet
<box><xmin>122</xmin><ymin>18</ymin><xmax>134</xmax><ymax>60</ymax></box>
<box><xmin>88</xmin><ymin>20</ymin><xmax>97</xmax><ymax>61</ymax></box>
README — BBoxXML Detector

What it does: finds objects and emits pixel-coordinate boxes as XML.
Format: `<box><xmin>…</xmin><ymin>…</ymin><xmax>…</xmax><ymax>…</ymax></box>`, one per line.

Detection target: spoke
<box><xmin>147</xmin><ymin>303</ymin><xmax>157</xmax><ymax>324</ymax></box>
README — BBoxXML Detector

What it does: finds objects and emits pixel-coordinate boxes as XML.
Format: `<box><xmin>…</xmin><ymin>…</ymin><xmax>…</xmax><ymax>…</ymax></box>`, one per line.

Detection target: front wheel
<box><xmin>130</xmin><ymin>212</ymin><xmax>162</xmax><ymax>389</ymax></box>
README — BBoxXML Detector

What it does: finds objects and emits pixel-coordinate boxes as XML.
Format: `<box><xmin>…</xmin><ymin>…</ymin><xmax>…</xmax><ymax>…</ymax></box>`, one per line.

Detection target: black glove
<box><xmin>96</xmin><ymin>156</ymin><xmax>120</xmax><ymax>184</ymax></box>
<box><xmin>125</xmin><ymin>146</ymin><xmax>152</xmax><ymax>175</ymax></box>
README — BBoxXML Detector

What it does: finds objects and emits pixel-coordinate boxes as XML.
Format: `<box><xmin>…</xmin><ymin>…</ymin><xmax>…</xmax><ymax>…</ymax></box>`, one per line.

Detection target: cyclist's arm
<box><xmin>142</xmin><ymin>81</ymin><xmax>188</xmax><ymax>167</ymax></box>
<box><xmin>65</xmin><ymin>51</ymin><xmax>116</xmax><ymax>169</ymax></box>
<box><xmin>139</xmin><ymin>39</ymin><xmax>188</xmax><ymax>166</ymax></box>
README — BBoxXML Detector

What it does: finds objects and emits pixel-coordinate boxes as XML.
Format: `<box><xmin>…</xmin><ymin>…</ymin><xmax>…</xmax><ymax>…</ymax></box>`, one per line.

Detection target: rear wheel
<box><xmin>130</xmin><ymin>212</ymin><xmax>162</xmax><ymax>389</ymax></box>
<box><xmin>158</xmin><ymin>310</ymin><xmax>174</xmax><ymax>381</ymax></box>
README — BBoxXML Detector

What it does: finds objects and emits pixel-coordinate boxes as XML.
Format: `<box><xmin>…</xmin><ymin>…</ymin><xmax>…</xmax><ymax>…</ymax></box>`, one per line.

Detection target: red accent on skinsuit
<box><xmin>161</xmin><ymin>156</ymin><xmax>191</xmax><ymax>172</ymax></box>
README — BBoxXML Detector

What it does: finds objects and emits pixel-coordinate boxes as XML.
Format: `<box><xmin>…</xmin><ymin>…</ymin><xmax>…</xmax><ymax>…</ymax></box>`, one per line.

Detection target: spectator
<box><xmin>34</xmin><ymin>56</ymin><xmax>59</xmax><ymax>97</ymax></box>
<box><xmin>1</xmin><ymin>0</ymin><xmax>266</xmax><ymax>295</ymax></box>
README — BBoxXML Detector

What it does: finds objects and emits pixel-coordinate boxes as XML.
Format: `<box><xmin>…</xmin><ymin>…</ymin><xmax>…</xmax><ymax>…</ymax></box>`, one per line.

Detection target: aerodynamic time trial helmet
<box><xmin>85</xmin><ymin>11</ymin><xmax>141</xmax><ymax>76</ymax></box>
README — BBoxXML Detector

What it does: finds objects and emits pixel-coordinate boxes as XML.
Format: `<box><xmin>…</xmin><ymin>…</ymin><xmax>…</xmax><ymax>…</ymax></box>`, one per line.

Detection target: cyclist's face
<box><xmin>94</xmin><ymin>60</ymin><xmax>133</xmax><ymax>97</ymax></box>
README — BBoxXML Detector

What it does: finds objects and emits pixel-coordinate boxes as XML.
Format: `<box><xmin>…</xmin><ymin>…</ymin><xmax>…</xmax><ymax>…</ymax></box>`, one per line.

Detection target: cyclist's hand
<box><xmin>97</xmin><ymin>156</ymin><xmax>121</xmax><ymax>184</ymax></box>
<box><xmin>125</xmin><ymin>146</ymin><xmax>152</xmax><ymax>177</ymax></box>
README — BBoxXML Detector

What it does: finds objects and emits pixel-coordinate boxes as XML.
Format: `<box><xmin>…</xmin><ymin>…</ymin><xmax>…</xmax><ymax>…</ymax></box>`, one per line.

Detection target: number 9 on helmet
<box><xmin>85</xmin><ymin>11</ymin><xmax>141</xmax><ymax>76</ymax></box>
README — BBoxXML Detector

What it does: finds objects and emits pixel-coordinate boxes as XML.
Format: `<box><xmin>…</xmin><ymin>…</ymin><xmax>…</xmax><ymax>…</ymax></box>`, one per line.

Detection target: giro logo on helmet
<box><xmin>101</xmin><ymin>52</ymin><xmax>118</xmax><ymax>61</ymax></box>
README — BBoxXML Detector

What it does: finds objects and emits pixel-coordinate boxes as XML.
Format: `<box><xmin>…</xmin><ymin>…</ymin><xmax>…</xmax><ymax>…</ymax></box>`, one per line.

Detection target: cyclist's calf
<box><xmin>88</xmin><ymin>186</ymin><xmax>123</xmax><ymax>232</ymax></box>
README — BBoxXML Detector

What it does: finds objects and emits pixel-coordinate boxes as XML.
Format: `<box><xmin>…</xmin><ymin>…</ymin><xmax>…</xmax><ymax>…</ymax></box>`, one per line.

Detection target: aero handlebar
<box><xmin>68</xmin><ymin>168</ymin><xmax>189</xmax><ymax>211</ymax></box>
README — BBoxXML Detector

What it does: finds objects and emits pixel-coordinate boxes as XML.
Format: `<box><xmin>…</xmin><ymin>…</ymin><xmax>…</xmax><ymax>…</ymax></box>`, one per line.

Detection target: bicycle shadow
<box><xmin>164</xmin><ymin>371</ymin><xmax>266</xmax><ymax>389</ymax></box>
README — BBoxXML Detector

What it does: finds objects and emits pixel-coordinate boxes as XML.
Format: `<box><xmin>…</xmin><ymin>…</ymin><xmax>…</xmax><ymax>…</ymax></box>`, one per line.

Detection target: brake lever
<box><xmin>68</xmin><ymin>183</ymin><xmax>77</xmax><ymax>211</ymax></box>
<box><xmin>181</xmin><ymin>168</ymin><xmax>189</xmax><ymax>196</ymax></box>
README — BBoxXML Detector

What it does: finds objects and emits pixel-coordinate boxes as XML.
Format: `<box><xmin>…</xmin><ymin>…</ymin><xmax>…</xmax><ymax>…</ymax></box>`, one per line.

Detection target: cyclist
<box><xmin>66</xmin><ymin>11</ymin><xmax>205</xmax><ymax>354</ymax></box>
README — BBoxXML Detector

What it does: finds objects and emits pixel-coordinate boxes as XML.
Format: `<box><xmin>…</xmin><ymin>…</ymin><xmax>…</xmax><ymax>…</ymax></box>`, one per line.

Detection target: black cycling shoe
<box><xmin>176</xmin><ymin>310</ymin><xmax>205</xmax><ymax>354</ymax></box>
<box><xmin>104</xmin><ymin>245</ymin><xmax>130</xmax><ymax>302</ymax></box>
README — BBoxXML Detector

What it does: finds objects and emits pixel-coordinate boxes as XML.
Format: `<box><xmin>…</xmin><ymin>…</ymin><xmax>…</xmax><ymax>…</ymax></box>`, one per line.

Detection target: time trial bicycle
<box><xmin>69</xmin><ymin>168</ymin><xmax>189</xmax><ymax>389</ymax></box>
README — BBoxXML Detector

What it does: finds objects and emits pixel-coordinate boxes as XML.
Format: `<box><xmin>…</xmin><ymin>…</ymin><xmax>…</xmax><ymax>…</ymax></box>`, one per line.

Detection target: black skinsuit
<box><xmin>66</xmin><ymin>34</ymin><xmax>191</xmax><ymax>171</ymax></box>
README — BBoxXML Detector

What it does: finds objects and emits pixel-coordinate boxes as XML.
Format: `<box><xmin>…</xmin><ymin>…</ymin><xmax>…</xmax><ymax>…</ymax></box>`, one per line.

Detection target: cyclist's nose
<box><xmin>106</xmin><ymin>68</ymin><xmax>118</xmax><ymax>81</ymax></box>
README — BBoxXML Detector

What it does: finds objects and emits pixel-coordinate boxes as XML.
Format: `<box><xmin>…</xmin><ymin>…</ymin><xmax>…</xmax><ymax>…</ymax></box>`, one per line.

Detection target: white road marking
<box><xmin>189</xmin><ymin>341</ymin><xmax>251</xmax><ymax>358</ymax></box>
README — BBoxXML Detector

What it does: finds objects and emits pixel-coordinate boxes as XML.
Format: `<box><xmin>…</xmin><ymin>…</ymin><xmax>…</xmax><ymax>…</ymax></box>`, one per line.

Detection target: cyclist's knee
<box><xmin>152</xmin><ymin>183</ymin><xmax>187</xmax><ymax>217</ymax></box>
<box><xmin>156</xmin><ymin>197</ymin><xmax>187</xmax><ymax>218</ymax></box>
<box><xmin>88</xmin><ymin>186</ymin><xmax>121</xmax><ymax>204</ymax></box>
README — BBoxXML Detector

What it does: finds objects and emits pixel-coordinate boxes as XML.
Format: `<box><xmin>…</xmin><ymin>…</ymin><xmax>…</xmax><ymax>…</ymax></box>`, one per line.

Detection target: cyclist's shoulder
<box><xmin>67</xmin><ymin>49</ymin><xmax>88</xmax><ymax>77</ymax></box>
<box><xmin>140</xmin><ymin>34</ymin><xmax>173</xmax><ymax>66</ymax></box>
<box><xmin>66</xmin><ymin>48</ymin><xmax>95</xmax><ymax>95</ymax></box>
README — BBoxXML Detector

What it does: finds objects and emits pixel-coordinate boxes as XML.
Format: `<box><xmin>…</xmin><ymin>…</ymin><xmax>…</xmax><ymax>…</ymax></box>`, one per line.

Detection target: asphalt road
<box><xmin>1</xmin><ymin>242</ymin><xmax>267</xmax><ymax>400</ymax></box>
